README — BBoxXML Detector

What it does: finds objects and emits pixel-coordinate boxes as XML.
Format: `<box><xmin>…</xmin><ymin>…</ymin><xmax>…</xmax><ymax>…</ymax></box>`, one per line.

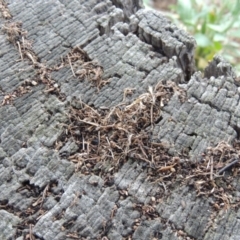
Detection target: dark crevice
<box><xmin>17</xmin><ymin>180</ymin><xmax>41</xmax><ymax>197</ymax></box>
<box><xmin>0</xmin><ymin>199</ymin><xmax>9</xmax><ymax>208</ymax></box>
<box><xmin>184</xmin><ymin>53</ymin><xmax>196</xmax><ymax>81</ymax></box>
<box><xmin>97</xmin><ymin>24</ymin><xmax>105</xmax><ymax>36</ymax></box>
<box><xmin>62</xmin><ymin>215</ymin><xmax>78</xmax><ymax>229</ymax></box>
<box><xmin>232</xmin><ymin>124</ymin><xmax>240</xmax><ymax>140</ymax></box>
<box><xmin>187</xmin><ymin>132</ymin><xmax>197</xmax><ymax>137</ymax></box>
<box><xmin>80</xmin><ymin>35</ymin><xmax>100</xmax><ymax>49</ymax></box>
<box><xmin>195</xmin><ymin>98</ymin><xmax>222</xmax><ymax>113</ymax></box>
<box><xmin>155</xmin><ymin>115</ymin><xmax>163</xmax><ymax>124</ymax></box>
<box><xmin>132</xmin><ymin>29</ymin><xmax>192</xmax><ymax>83</ymax></box>
<box><xmin>110</xmin><ymin>0</ymin><xmax>142</xmax><ymax>21</ymax></box>
<box><xmin>152</xmin><ymin>45</ymin><xmax>165</xmax><ymax>57</ymax></box>
<box><xmin>110</xmin><ymin>0</ymin><xmax>124</xmax><ymax>11</ymax></box>
<box><xmin>113</xmin><ymin>73</ymin><xmax>121</xmax><ymax>78</ymax></box>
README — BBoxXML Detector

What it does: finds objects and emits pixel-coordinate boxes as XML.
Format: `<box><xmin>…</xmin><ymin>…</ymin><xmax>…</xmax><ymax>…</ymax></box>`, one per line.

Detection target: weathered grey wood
<box><xmin>0</xmin><ymin>0</ymin><xmax>240</xmax><ymax>240</ymax></box>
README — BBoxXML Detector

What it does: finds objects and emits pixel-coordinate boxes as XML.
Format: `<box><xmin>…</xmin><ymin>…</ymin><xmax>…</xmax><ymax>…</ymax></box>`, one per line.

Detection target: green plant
<box><xmin>143</xmin><ymin>0</ymin><xmax>152</xmax><ymax>9</ymax></box>
<box><xmin>169</xmin><ymin>0</ymin><xmax>240</xmax><ymax>74</ymax></box>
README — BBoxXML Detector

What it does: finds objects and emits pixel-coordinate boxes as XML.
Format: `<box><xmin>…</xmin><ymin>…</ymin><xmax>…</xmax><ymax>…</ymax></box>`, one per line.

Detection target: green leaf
<box><xmin>234</xmin><ymin>49</ymin><xmax>240</xmax><ymax>57</ymax></box>
<box><xmin>177</xmin><ymin>0</ymin><xmax>192</xmax><ymax>11</ymax></box>
<box><xmin>177</xmin><ymin>0</ymin><xmax>195</xmax><ymax>23</ymax></box>
<box><xmin>170</xmin><ymin>0</ymin><xmax>240</xmax><ymax>73</ymax></box>
<box><xmin>213</xmin><ymin>33</ymin><xmax>226</xmax><ymax>42</ymax></box>
<box><xmin>143</xmin><ymin>0</ymin><xmax>149</xmax><ymax>5</ymax></box>
<box><xmin>232</xmin><ymin>0</ymin><xmax>240</xmax><ymax>16</ymax></box>
<box><xmin>207</xmin><ymin>19</ymin><xmax>234</xmax><ymax>33</ymax></box>
<box><xmin>213</xmin><ymin>41</ymin><xmax>222</xmax><ymax>51</ymax></box>
<box><xmin>228</xmin><ymin>30</ymin><xmax>240</xmax><ymax>38</ymax></box>
<box><xmin>223</xmin><ymin>54</ymin><xmax>235</xmax><ymax>63</ymax></box>
<box><xmin>194</xmin><ymin>33</ymin><xmax>211</xmax><ymax>47</ymax></box>
<box><xmin>226</xmin><ymin>41</ymin><xmax>240</xmax><ymax>48</ymax></box>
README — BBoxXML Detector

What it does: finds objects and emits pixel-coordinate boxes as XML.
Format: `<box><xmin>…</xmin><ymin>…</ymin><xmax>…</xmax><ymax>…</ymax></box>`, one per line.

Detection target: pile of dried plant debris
<box><xmin>61</xmin><ymin>81</ymin><xmax>240</xmax><ymax>211</ymax></box>
<box><xmin>63</xmin><ymin>82</ymin><xmax>176</xmax><ymax>173</ymax></box>
<box><xmin>186</xmin><ymin>141</ymin><xmax>240</xmax><ymax>211</ymax></box>
<box><xmin>61</xmin><ymin>47</ymin><xmax>109</xmax><ymax>91</ymax></box>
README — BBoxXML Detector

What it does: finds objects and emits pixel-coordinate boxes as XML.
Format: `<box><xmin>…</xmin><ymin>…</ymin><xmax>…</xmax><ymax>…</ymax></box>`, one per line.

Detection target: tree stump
<box><xmin>0</xmin><ymin>1</ymin><xmax>239</xmax><ymax>239</ymax></box>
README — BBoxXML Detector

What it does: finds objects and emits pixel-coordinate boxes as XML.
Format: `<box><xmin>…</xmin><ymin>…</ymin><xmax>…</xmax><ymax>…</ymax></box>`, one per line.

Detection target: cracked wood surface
<box><xmin>0</xmin><ymin>0</ymin><xmax>240</xmax><ymax>240</ymax></box>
